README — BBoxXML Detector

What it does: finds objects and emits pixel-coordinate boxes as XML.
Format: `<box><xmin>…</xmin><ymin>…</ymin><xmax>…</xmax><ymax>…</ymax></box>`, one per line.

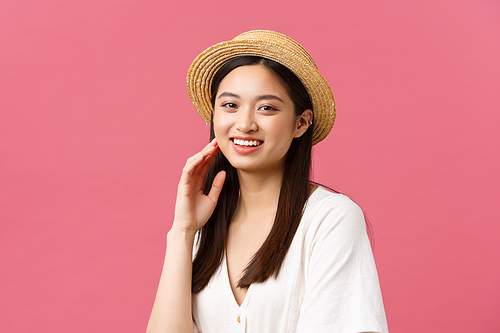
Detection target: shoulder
<box><xmin>306</xmin><ymin>187</ymin><xmax>365</xmax><ymax>226</ymax></box>
<box><xmin>303</xmin><ymin>187</ymin><xmax>367</xmax><ymax>246</ymax></box>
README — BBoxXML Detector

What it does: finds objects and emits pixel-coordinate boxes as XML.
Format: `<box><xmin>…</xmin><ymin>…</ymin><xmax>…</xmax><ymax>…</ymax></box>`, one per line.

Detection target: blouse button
<box><xmin>237</xmin><ymin>316</ymin><xmax>241</xmax><ymax>323</ymax></box>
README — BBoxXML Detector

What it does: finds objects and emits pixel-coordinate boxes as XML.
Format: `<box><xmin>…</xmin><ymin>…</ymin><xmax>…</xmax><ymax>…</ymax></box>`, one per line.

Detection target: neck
<box><xmin>234</xmin><ymin>167</ymin><xmax>284</xmax><ymax>223</ymax></box>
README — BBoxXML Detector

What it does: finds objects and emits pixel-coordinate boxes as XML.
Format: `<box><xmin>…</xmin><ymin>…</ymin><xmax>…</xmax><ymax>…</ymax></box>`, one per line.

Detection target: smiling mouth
<box><xmin>231</xmin><ymin>138</ymin><xmax>263</xmax><ymax>147</ymax></box>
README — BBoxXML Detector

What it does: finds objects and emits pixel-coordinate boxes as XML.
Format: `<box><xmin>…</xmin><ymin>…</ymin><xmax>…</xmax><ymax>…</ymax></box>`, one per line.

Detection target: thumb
<box><xmin>207</xmin><ymin>171</ymin><xmax>226</xmax><ymax>204</ymax></box>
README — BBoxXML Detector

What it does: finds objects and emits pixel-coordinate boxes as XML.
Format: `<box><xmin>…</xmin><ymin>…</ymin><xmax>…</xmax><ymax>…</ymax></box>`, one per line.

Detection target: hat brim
<box><xmin>187</xmin><ymin>38</ymin><xmax>336</xmax><ymax>145</ymax></box>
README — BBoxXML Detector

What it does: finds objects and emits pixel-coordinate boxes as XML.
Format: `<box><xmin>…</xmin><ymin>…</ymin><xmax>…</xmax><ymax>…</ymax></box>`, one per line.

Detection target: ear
<box><xmin>294</xmin><ymin>109</ymin><xmax>313</xmax><ymax>138</ymax></box>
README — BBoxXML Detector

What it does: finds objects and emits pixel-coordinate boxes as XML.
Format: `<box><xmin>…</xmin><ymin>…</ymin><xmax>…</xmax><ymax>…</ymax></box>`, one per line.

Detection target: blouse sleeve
<box><xmin>296</xmin><ymin>195</ymin><xmax>388</xmax><ymax>333</ymax></box>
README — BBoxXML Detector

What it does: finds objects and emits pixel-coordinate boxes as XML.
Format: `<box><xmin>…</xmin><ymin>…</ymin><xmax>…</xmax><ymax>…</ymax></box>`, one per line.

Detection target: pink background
<box><xmin>1</xmin><ymin>0</ymin><xmax>499</xmax><ymax>332</ymax></box>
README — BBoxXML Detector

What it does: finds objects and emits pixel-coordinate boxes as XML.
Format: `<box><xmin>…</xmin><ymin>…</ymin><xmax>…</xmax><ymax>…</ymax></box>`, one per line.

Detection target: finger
<box><xmin>182</xmin><ymin>143</ymin><xmax>218</xmax><ymax>177</ymax></box>
<box><xmin>206</xmin><ymin>170</ymin><xmax>226</xmax><ymax>204</ymax></box>
<box><xmin>200</xmin><ymin>138</ymin><xmax>217</xmax><ymax>152</ymax></box>
<box><xmin>189</xmin><ymin>138</ymin><xmax>218</xmax><ymax>164</ymax></box>
<box><xmin>190</xmin><ymin>138</ymin><xmax>219</xmax><ymax>173</ymax></box>
<box><xmin>180</xmin><ymin>154</ymin><xmax>203</xmax><ymax>180</ymax></box>
<box><xmin>178</xmin><ymin>143</ymin><xmax>220</xmax><ymax>190</ymax></box>
<box><xmin>196</xmin><ymin>145</ymin><xmax>220</xmax><ymax>178</ymax></box>
<box><xmin>189</xmin><ymin>146</ymin><xmax>219</xmax><ymax>180</ymax></box>
<box><xmin>207</xmin><ymin>137</ymin><xmax>217</xmax><ymax>147</ymax></box>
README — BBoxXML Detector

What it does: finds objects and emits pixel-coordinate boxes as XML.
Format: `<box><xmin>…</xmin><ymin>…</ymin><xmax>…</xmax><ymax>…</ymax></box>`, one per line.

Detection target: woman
<box><xmin>147</xmin><ymin>30</ymin><xmax>388</xmax><ymax>333</ymax></box>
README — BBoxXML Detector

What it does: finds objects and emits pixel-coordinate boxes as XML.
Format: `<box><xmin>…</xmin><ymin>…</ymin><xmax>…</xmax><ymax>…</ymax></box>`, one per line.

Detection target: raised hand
<box><xmin>172</xmin><ymin>138</ymin><xmax>226</xmax><ymax>236</ymax></box>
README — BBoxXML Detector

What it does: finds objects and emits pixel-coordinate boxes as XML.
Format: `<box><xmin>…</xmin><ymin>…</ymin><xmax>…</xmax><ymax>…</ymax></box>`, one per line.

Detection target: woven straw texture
<box><xmin>186</xmin><ymin>30</ymin><xmax>336</xmax><ymax>145</ymax></box>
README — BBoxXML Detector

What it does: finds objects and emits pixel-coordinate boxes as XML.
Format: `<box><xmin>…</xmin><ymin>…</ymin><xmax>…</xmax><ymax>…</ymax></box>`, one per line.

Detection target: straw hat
<box><xmin>186</xmin><ymin>30</ymin><xmax>336</xmax><ymax>145</ymax></box>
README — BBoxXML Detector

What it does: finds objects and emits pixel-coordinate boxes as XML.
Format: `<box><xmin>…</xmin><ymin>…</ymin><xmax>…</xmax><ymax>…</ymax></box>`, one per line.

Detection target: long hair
<box><xmin>192</xmin><ymin>56</ymin><xmax>314</xmax><ymax>292</ymax></box>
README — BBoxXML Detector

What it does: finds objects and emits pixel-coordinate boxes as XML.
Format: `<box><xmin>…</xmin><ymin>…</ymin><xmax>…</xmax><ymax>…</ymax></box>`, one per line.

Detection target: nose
<box><xmin>235</xmin><ymin>108</ymin><xmax>257</xmax><ymax>133</ymax></box>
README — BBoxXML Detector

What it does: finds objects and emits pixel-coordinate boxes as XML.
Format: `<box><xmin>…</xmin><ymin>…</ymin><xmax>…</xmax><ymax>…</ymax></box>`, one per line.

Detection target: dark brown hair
<box><xmin>192</xmin><ymin>56</ymin><xmax>314</xmax><ymax>292</ymax></box>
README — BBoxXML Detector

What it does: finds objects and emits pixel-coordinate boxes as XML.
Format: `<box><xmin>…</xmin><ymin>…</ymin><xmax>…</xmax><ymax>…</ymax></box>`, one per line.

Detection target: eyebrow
<box><xmin>216</xmin><ymin>92</ymin><xmax>285</xmax><ymax>103</ymax></box>
<box><xmin>217</xmin><ymin>92</ymin><xmax>239</xmax><ymax>100</ymax></box>
<box><xmin>256</xmin><ymin>94</ymin><xmax>285</xmax><ymax>103</ymax></box>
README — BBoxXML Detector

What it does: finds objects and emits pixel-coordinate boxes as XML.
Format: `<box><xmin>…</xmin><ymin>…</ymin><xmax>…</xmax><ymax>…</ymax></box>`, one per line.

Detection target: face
<box><xmin>213</xmin><ymin>64</ymin><xmax>311</xmax><ymax>174</ymax></box>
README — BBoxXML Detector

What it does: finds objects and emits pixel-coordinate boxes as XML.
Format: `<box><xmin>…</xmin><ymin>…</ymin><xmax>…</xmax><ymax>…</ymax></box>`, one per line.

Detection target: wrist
<box><xmin>168</xmin><ymin>225</ymin><xmax>197</xmax><ymax>242</ymax></box>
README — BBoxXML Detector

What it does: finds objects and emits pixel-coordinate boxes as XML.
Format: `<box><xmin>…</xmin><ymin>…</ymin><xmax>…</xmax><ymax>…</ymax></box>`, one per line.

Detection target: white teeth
<box><xmin>233</xmin><ymin>139</ymin><xmax>262</xmax><ymax>147</ymax></box>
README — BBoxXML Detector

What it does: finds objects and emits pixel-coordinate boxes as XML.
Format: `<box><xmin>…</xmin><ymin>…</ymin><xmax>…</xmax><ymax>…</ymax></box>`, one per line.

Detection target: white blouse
<box><xmin>192</xmin><ymin>187</ymin><xmax>388</xmax><ymax>333</ymax></box>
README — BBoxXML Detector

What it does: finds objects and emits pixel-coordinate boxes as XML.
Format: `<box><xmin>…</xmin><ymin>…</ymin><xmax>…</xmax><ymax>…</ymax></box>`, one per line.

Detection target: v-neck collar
<box><xmin>222</xmin><ymin>253</ymin><xmax>253</xmax><ymax>310</ymax></box>
<box><xmin>220</xmin><ymin>187</ymin><xmax>324</xmax><ymax>310</ymax></box>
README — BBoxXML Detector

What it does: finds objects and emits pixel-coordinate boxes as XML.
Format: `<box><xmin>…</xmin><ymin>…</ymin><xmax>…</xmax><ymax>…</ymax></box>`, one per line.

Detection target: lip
<box><xmin>231</xmin><ymin>136</ymin><xmax>263</xmax><ymax>141</ymax></box>
<box><xmin>230</xmin><ymin>136</ymin><xmax>263</xmax><ymax>154</ymax></box>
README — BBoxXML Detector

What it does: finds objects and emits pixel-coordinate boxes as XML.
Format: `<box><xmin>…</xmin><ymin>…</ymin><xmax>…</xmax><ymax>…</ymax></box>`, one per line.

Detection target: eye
<box><xmin>258</xmin><ymin>105</ymin><xmax>278</xmax><ymax>112</ymax></box>
<box><xmin>222</xmin><ymin>102</ymin><xmax>237</xmax><ymax>109</ymax></box>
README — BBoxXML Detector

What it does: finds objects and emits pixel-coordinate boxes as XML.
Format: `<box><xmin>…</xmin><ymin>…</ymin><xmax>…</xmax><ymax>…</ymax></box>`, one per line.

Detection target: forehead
<box><xmin>217</xmin><ymin>64</ymin><xmax>290</xmax><ymax>100</ymax></box>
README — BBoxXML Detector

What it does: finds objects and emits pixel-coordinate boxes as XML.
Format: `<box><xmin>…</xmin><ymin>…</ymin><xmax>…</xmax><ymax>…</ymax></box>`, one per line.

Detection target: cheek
<box><xmin>268</xmin><ymin>116</ymin><xmax>297</xmax><ymax>136</ymax></box>
<box><xmin>212</xmin><ymin>112</ymin><xmax>230</xmax><ymax>141</ymax></box>
<box><xmin>212</xmin><ymin>114</ymin><xmax>222</xmax><ymax>138</ymax></box>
